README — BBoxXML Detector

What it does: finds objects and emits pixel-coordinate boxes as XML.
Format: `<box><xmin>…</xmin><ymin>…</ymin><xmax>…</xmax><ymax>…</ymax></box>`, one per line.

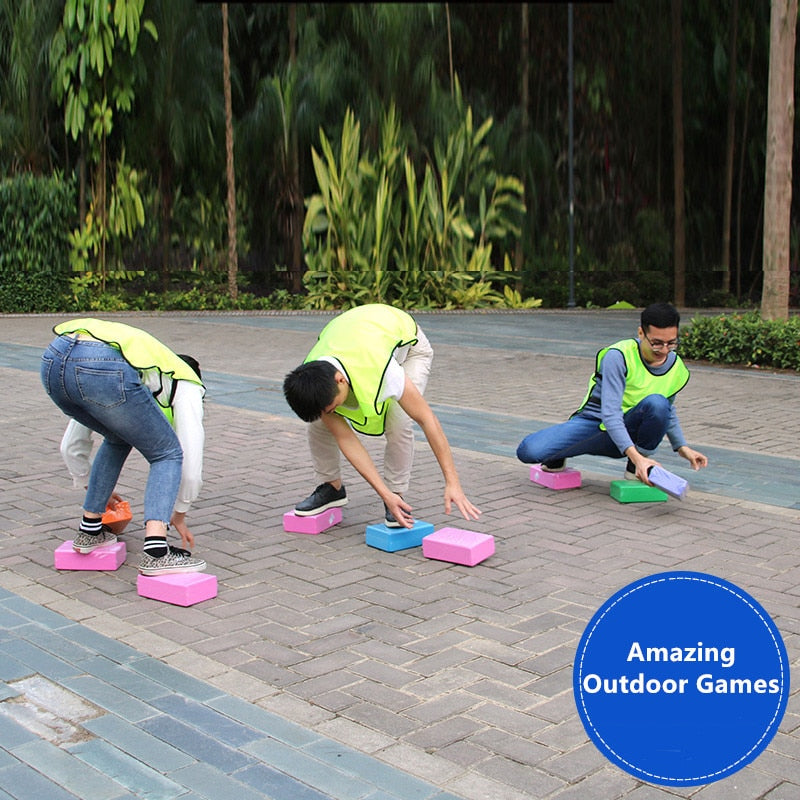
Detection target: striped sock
<box><xmin>80</xmin><ymin>516</ymin><xmax>103</xmax><ymax>535</ymax></box>
<box><xmin>143</xmin><ymin>537</ymin><xmax>168</xmax><ymax>559</ymax></box>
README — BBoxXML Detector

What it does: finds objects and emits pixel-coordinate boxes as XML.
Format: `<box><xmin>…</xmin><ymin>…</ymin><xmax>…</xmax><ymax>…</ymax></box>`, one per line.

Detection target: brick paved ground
<box><xmin>0</xmin><ymin>310</ymin><xmax>798</xmax><ymax>800</ymax></box>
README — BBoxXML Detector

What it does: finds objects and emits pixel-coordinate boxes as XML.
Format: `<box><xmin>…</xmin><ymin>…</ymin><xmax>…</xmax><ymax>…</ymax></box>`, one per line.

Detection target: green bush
<box><xmin>524</xmin><ymin>212</ymin><xmax>673</xmax><ymax>309</ymax></box>
<box><xmin>680</xmin><ymin>312</ymin><xmax>800</xmax><ymax>371</ymax></box>
<box><xmin>0</xmin><ymin>174</ymin><xmax>75</xmax><ymax>312</ymax></box>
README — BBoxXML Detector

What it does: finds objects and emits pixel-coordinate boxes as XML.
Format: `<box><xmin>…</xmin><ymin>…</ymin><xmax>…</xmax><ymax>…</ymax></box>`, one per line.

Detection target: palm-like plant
<box><xmin>0</xmin><ymin>0</ymin><xmax>62</xmax><ymax>173</ymax></box>
<box><xmin>302</xmin><ymin>91</ymin><xmax>526</xmax><ymax>310</ymax></box>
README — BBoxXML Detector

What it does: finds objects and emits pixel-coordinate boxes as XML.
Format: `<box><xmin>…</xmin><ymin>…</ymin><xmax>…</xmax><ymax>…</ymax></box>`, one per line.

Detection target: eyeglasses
<box><xmin>643</xmin><ymin>332</ymin><xmax>679</xmax><ymax>351</ymax></box>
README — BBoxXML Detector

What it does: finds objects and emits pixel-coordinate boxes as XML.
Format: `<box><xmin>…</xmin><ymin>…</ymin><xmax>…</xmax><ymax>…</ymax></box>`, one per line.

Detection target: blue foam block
<box><xmin>365</xmin><ymin>519</ymin><xmax>435</xmax><ymax>552</ymax></box>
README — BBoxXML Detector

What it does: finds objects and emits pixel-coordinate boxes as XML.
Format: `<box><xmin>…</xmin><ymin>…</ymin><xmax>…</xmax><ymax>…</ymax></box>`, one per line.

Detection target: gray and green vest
<box><xmin>576</xmin><ymin>338</ymin><xmax>690</xmax><ymax>428</ymax></box>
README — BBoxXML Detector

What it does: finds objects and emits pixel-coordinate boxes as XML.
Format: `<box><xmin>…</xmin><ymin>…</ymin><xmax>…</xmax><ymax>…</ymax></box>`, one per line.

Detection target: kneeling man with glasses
<box><xmin>516</xmin><ymin>302</ymin><xmax>708</xmax><ymax>484</ymax></box>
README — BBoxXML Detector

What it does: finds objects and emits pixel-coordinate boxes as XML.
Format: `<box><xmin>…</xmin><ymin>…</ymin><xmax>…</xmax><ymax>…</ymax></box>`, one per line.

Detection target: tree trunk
<box><xmin>288</xmin><ymin>3</ymin><xmax>304</xmax><ymax>294</ymax></box>
<box><xmin>671</xmin><ymin>0</ymin><xmax>686</xmax><ymax>307</ymax></box>
<box><xmin>736</xmin><ymin>22</ymin><xmax>756</xmax><ymax>300</ymax></box>
<box><xmin>514</xmin><ymin>2</ymin><xmax>529</xmax><ymax>286</ymax></box>
<box><xmin>721</xmin><ymin>0</ymin><xmax>738</xmax><ymax>294</ymax></box>
<box><xmin>79</xmin><ymin>137</ymin><xmax>87</xmax><ymax>230</ymax></box>
<box><xmin>159</xmin><ymin>159</ymin><xmax>173</xmax><ymax>294</ymax></box>
<box><xmin>761</xmin><ymin>0</ymin><xmax>796</xmax><ymax>321</ymax></box>
<box><xmin>222</xmin><ymin>3</ymin><xmax>239</xmax><ymax>301</ymax></box>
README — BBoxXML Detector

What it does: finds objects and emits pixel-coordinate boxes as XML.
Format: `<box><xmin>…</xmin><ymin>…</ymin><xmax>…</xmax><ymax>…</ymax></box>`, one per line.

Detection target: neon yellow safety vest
<box><xmin>576</xmin><ymin>338</ymin><xmax>690</xmax><ymax>426</ymax></box>
<box><xmin>306</xmin><ymin>304</ymin><xmax>418</xmax><ymax>435</ymax></box>
<box><xmin>54</xmin><ymin>318</ymin><xmax>204</xmax><ymax>424</ymax></box>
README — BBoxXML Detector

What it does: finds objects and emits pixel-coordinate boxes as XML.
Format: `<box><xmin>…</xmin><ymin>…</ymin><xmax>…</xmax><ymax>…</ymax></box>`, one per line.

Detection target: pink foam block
<box><xmin>530</xmin><ymin>464</ymin><xmax>582</xmax><ymax>489</ymax></box>
<box><xmin>422</xmin><ymin>527</ymin><xmax>495</xmax><ymax>567</ymax></box>
<box><xmin>648</xmin><ymin>465</ymin><xmax>689</xmax><ymax>500</ymax></box>
<box><xmin>283</xmin><ymin>507</ymin><xmax>343</xmax><ymax>534</ymax></box>
<box><xmin>54</xmin><ymin>540</ymin><xmax>126</xmax><ymax>571</ymax></box>
<box><xmin>137</xmin><ymin>573</ymin><xmax>218</xmax><ymax>606</ymax></box>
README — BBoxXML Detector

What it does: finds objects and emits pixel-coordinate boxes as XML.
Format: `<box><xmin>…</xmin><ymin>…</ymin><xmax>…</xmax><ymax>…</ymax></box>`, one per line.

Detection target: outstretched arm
<box><xmin>677</xmin><ymin>445</ymin><xmax>708</xmax><ymax>470</ymax></box>
<box><xmin>321</xmin><ymin>411</ymin><xmax>415</xmax><ymax>528</ymax></box>
<box><xmin>397</xmin><ymin>377</ymin><xmax>481</xmax><ymax>522</ymax></box>
<box><xmin>625</xmin><ymin>443</ymin><xmax>708</xmax><ymax>485</ymax></box>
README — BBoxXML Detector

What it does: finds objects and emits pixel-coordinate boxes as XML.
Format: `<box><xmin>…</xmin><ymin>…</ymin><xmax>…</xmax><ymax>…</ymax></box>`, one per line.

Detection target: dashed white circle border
<box><xmin>574</xmin><ymin>572</ymin><xmax>788</xmax><ymax>784</ymax></box>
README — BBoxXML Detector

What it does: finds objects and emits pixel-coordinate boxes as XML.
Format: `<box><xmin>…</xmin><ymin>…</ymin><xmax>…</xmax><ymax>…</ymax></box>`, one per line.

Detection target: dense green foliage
<box><xmin>302</xmin><ymin>97</ymin><xmax>532</xmax><ymax>309</ymax></box>
<box><xmin>681</xmin><ymin>312</ymin><xmax>800</xmax><ymax>371</ymax></box>
<box><xmin>0</xmin><ymin>173</ymin><xmax>74</xmax><ymax>312</ymax></box>
<box><xmin>0</xmin><ymin>2</ymin><xmax>791</xmax><ymax>312</ymax></box>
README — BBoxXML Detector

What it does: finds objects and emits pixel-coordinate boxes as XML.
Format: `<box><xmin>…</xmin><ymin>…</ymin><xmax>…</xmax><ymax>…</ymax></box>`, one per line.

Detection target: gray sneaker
<box><xmin>73</xmin><ymin>528</ymin><xmax>117</xmax><ymax>554</ymax></box>
<box><xmin>138</xmin><ymin>546</ymin><xmax>206</xmax><ymax>576</ymax></box>
<box><xmin>295</xmin><ymin>483</ymin><xmax>348</xmax><ymax>516</ymax></box>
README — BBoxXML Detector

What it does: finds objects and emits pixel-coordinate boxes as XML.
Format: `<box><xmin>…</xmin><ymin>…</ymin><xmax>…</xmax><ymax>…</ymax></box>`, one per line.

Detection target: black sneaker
<box><xmin>383</xmin><ymin>501</ymin><xmax>403</xmax><ymax>528</ymax></box>
<box><xmin>624</xmin><ymin>459</ymin><xmax>638</xmax><ymax>480</ymax></box>
<box><xmin>295</xmin><ymin>483</ymin><xmax>348</xmax><ymax>516</ymax></box>
<box><xmin>541</xmin><ymin>459</ymin><xmax>566</xmax><ymax>473</ymax></box>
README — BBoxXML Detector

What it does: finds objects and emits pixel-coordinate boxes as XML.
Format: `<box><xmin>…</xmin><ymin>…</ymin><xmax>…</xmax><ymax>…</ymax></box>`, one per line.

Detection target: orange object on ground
<box><xmin>101</xmin><ymin>500</ymin><xmax>132</xmax><ymax>534</ymax></box>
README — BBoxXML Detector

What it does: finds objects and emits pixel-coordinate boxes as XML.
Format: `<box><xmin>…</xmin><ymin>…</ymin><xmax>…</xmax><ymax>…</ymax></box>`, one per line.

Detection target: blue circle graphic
<box><xmin>573</xmin><ymin>571</ymin><xmax>789</xmax><ymax>786</ymax></box>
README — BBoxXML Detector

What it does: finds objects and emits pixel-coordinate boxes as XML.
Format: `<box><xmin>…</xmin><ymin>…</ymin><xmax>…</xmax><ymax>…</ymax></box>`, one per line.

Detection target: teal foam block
<box><xmin>365</xmin><ymin>520</ymin><xmax>435</xmax><ymax>552</ymax></box>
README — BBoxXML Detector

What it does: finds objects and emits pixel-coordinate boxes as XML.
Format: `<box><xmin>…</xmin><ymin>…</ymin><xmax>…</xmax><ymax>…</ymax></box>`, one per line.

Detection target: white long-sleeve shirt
<box><xmin>60</xmin><ymin>377</ymin><xmax>204</xmax><ymax>513</ymax></box>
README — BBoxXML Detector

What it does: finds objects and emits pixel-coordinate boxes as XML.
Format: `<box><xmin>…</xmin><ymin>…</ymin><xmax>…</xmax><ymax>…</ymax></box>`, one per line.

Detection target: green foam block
<box><xmin>610</xmin><ymin>480</ymin><xmax>668</xmax><ymax>503</ymax></box>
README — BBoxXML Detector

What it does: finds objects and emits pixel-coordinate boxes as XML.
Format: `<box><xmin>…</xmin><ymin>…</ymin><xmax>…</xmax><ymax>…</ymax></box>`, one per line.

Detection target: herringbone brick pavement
<box><xmin>0</xmin><ymin>310</ymin><xmax>799</xmax><ymax>800</ymax></box>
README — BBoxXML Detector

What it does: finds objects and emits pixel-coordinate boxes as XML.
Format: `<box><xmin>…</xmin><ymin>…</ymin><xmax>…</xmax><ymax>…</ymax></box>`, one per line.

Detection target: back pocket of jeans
<box><xmin>75</xmin><ymin>366</ymin><xmax>126</xmax><ymax>408</ymax></box>
<box><xmin>40</xmin><ymin>353</ymin><xmax>54</xmax><ymax>393</ymax></box>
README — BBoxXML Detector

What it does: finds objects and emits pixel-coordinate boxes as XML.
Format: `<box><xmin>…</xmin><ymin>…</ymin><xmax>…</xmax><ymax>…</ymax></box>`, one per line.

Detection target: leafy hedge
<box><xmin>680</xmin><ymin>312</ymin><xmax>800</xmax><ymax>371</ymax></box>
<box><xmin>0</xmin><ymin>174</ymin><xmax>75</xmax><ymax>312</ymax></box>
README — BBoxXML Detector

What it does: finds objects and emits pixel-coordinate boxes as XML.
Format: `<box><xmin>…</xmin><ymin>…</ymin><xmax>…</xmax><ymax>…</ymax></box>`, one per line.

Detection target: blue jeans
<box><xmin>516</xmin><ymin>394</ymin><xmax>672</xmax><ymax>464</ymax></box>
<box><xmin>41</xmin><ymin>335</ymin><xmax>183</xmax><ymax>523</ymax></box>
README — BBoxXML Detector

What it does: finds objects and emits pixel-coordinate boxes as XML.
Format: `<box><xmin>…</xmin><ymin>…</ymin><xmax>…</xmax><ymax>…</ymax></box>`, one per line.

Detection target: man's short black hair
<box><xmin>641</xmin><ymin>302</ymin><xmax>680</xmax><ymax>331</ymax></box>
<box><xmin>283</xmin><ymin>360</ymin><xmax>339</xmax><ymax>422</ymax></box>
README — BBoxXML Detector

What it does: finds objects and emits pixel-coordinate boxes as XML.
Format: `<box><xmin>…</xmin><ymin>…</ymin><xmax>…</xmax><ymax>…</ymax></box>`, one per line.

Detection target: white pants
<box><xmin>307</xmin><ymin>326</ymin><xmax>433</xmax><ymax>494</ymax></box>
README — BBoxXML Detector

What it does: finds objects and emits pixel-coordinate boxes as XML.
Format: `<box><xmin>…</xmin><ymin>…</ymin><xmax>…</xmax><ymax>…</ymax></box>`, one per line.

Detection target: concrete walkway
<box><xmin>0</xmin><ymin>309</ymin><xmax>798</xmax><ymax>800</ymax></box>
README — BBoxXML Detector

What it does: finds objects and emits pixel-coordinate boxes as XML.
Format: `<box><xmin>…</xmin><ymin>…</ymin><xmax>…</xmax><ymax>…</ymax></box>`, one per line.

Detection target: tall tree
<box><xmin>234</xmin><ymin>4</ymin><xmax>316</xmax><ymax>292</ymax></box>
<box><xmin>721</xmin><ymin>0</ymin><xmax>739</xmax><ymax>294</ymax></box>
<box><xmin>286</xmin><ymin>3</ymin><xmax>303</xmax><ymax>292</ymax></box>
<box><xmin>127</xmin><ymin>0</ymin><xmax>221</xmax><ymax>291</ymax></box>
<box><xmin>222</xmin><ymin>2</ymin><xmax>238</xmax><ymax>300</ymax></box>
<box><xmin>735</xmin><ymin>7</ymin><xmax>759</xmax><ymax>299</ymax></box>
<box><xmin>514</xmin><ymin>2</ymin><xmax>529</xmax><ymax>283</ymax></box>
<box><xmin>672</xmin><ymin>0</ymin><xmax>686</xmax><ymax>306</ymax></box>
<box><xmin>761</xmin><ymin>0</ymin><xmax>796</xmax><ymax>320</ymax></box>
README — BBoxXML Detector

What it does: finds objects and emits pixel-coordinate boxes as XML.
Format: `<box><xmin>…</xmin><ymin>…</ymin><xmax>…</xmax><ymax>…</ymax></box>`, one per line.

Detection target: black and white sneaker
<box><xmin>295</xmin><ymin>483</ymin><xmax>348</xmax><ymax>516</ymax></box>
<box><xmin>138</xmin><ymin>546</ymin><xmax>206</xmax><ymax>576</ymax></box>
<box><xmin>72</xmin><ymin>527</ymin><xmax>117</xmax><ymax>554</ymax></box>
<box><xmin>540</xmin><ymin>459</ymin><xmax>566</xmax><ymax>473</ymax></box>
<box><xmin>624</xmin><ymin>459</ymin><xmax>638</xmax><ymax>480</ymax></box>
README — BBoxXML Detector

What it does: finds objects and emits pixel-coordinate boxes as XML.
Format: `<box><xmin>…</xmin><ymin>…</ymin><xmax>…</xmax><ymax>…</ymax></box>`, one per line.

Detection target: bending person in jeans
<box><xmin>41</xmin><ymin>318</ymin><xmax>206</xmax><ymax>575</ymax></box>
<box><xmin>283</xmin><ymin>303</ymin><xmax>481</xmax><ymax>529</ymax></box>
<box><xmin>516</xmin><ymin>303</ymin><xmax>708</xmax><ymax>483</ymax></box>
